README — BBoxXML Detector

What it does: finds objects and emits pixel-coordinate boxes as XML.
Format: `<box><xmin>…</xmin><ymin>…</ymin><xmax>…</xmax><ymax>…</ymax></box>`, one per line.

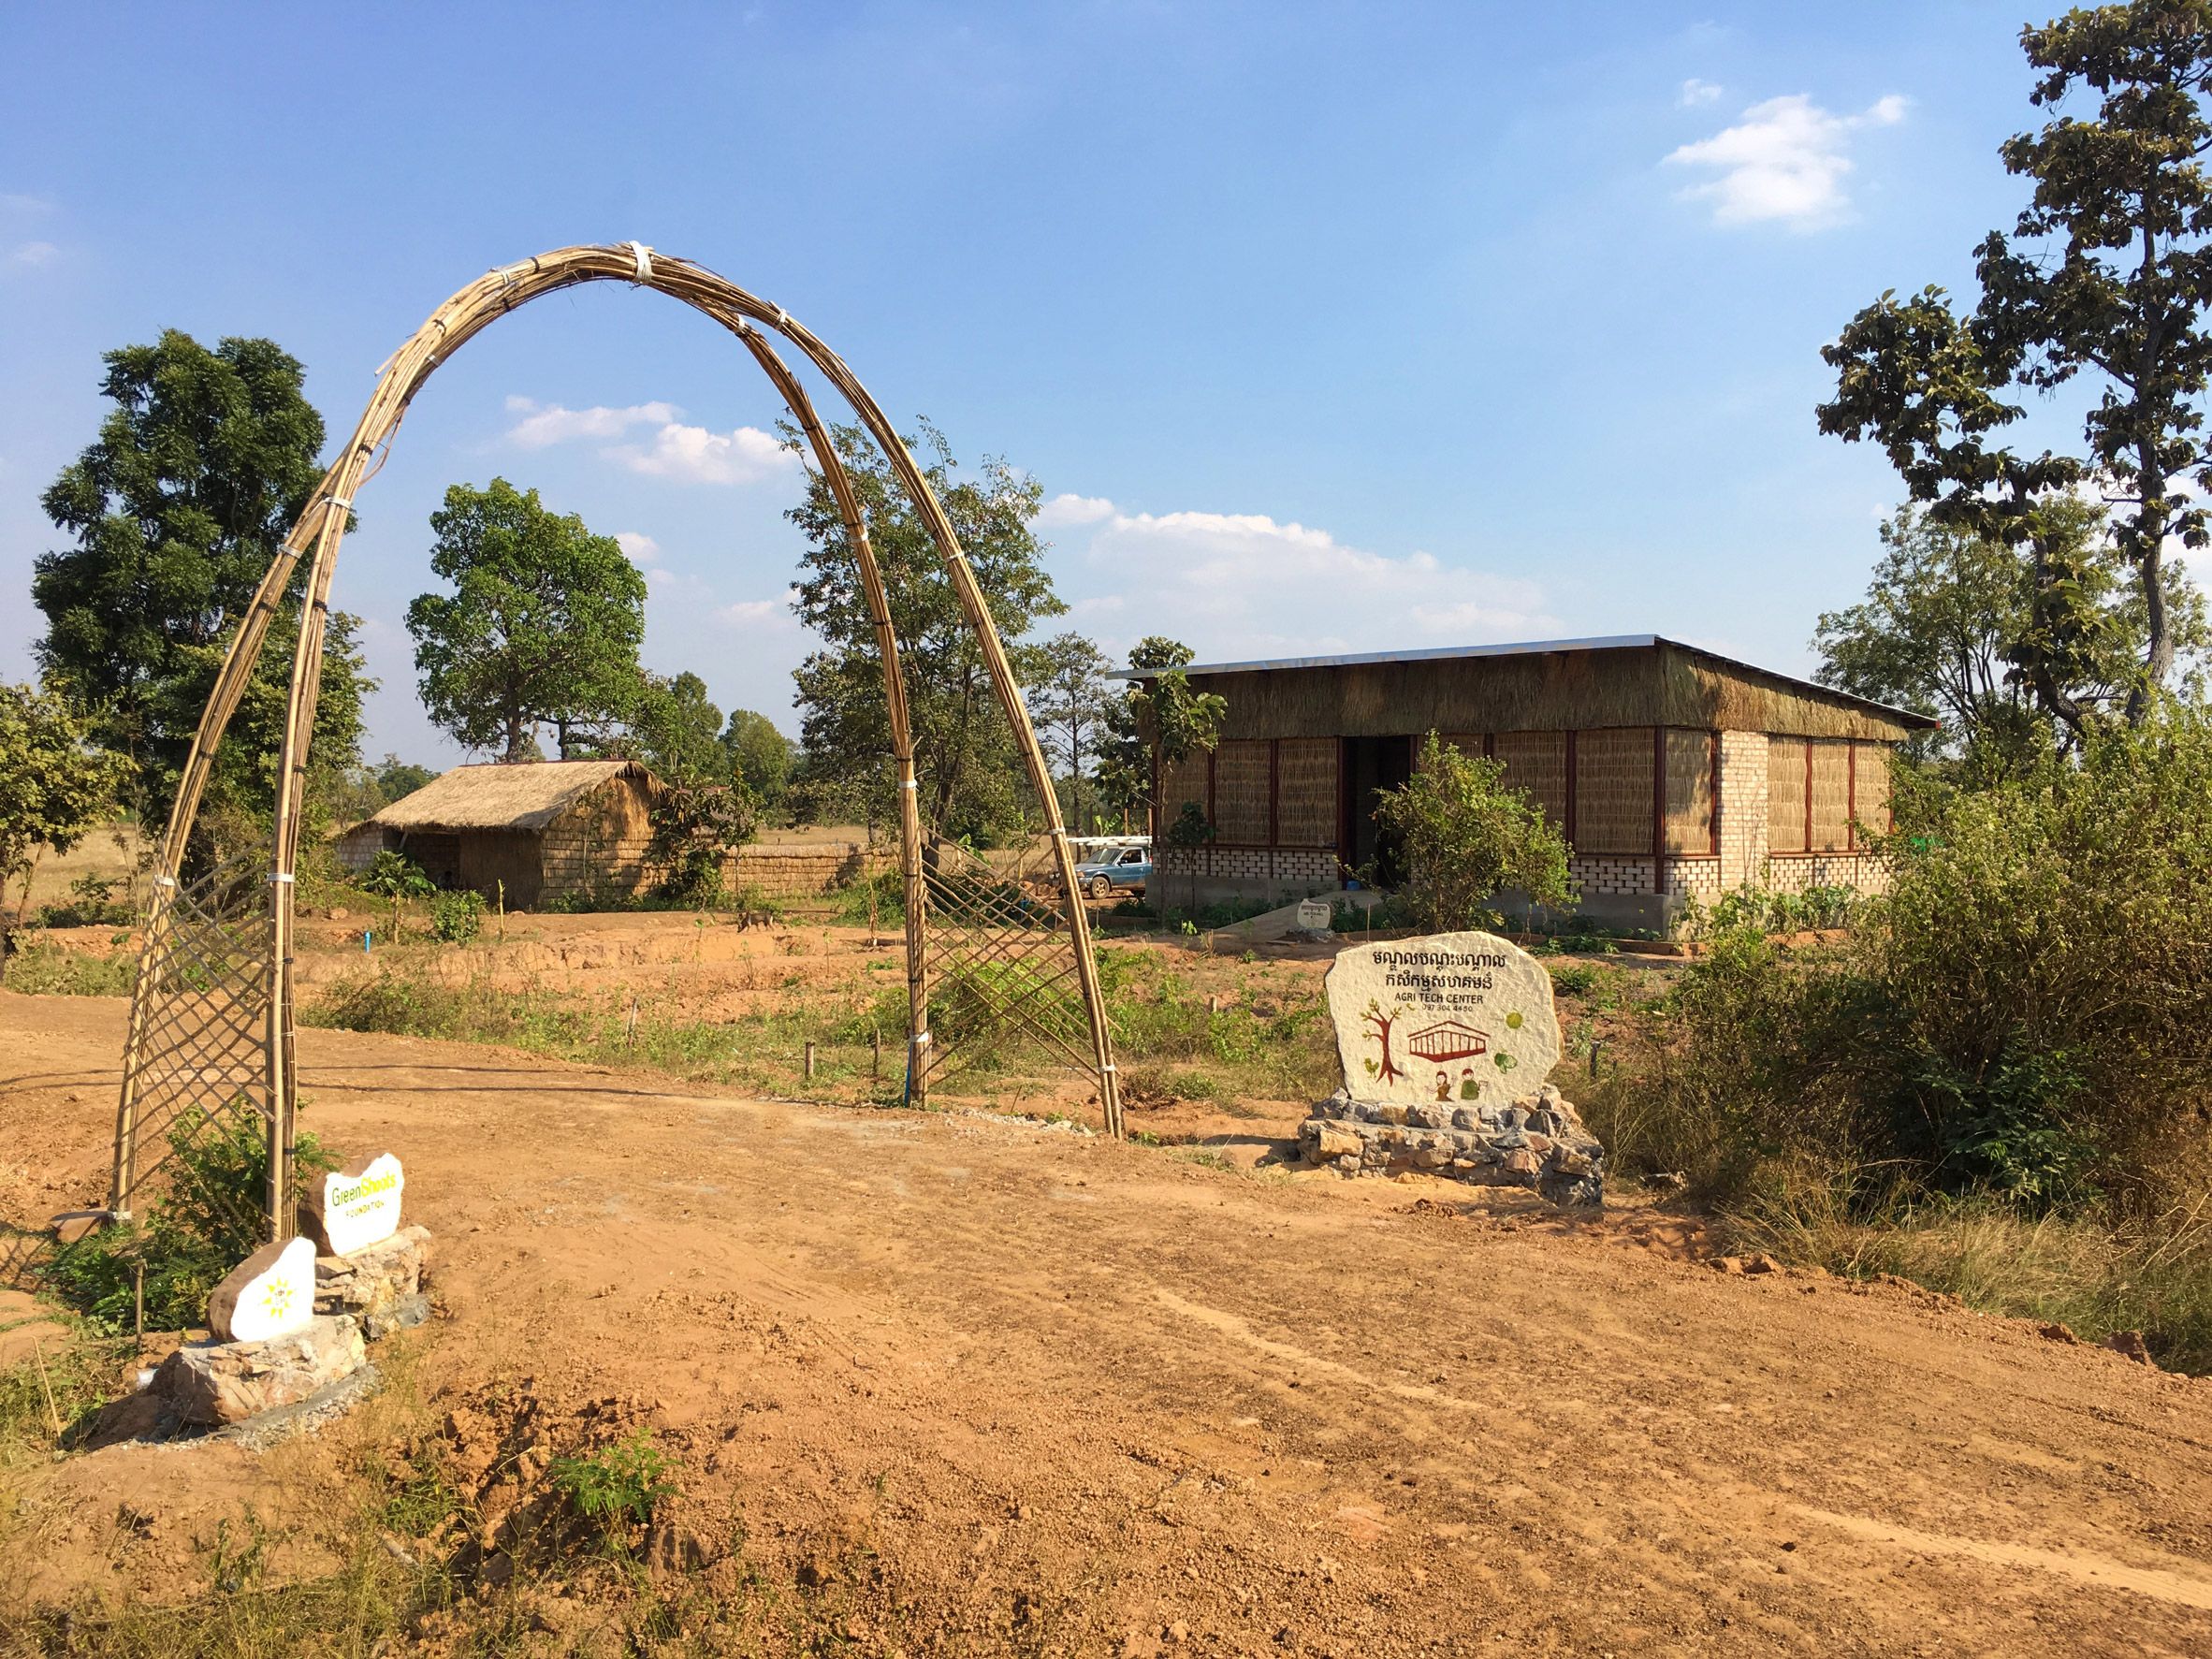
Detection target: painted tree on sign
<box><xmin>1360</xmin><ymin>998</ymin><xmax>1404</xmax><ymax>1085</ymax></box>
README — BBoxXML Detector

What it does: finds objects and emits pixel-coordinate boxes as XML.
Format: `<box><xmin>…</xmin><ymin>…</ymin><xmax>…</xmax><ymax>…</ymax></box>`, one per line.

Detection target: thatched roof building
<box><xmin>333</xmin><ymin>761</ymin><xmax>662</xmax><ymax>909</ymax></box>
<box><xmin>1118</xmin><ymin>634</ymin><xmax>1937</xmax><ymax>926</ymax></box>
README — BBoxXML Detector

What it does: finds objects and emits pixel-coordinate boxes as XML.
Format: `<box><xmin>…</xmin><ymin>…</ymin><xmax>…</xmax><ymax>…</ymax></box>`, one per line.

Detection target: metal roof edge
<box><xmin>1105</xmin><ymin>633</ymin><xmax>1938</xmax><ymax>730</ymax></box>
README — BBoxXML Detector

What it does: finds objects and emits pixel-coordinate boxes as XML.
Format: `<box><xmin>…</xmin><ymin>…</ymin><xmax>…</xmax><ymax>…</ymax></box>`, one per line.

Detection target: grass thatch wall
<box><xmin>1276</xmin><ymin>738</ymin><xmax>1337</xmax><ymax>847</ymax></box>
<box><xmin>1214</xmin><ymin>740</ymin><xmax>1272</xmax><ymax>843</ymax></box>
<box><xmin>1663</xmin><ymin>728</ymin><xmax>1715</xmax><ymax>854</ymax></box>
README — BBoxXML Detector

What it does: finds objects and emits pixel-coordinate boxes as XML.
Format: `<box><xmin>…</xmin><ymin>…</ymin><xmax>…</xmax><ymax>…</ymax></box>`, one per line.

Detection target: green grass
<box><xmin>3</xmin><ymin>939</ymin><xmax>138</xmax><ymax>997</ymax></box>
<box><xmin>1720</xmin><ymin>1182</ymin><xmax>2212</xmax><ymax>1375</ymax></box>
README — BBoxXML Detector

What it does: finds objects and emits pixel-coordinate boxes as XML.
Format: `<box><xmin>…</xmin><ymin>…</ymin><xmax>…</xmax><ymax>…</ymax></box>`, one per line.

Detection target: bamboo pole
<box><xmin>717</xmin><ymin>319</ymin><xmax>932</xmax><ymax>1111</ymax></box>
<box><xmin>118</xmin><ymin>244</ymin><xmax>1128</xmax><ymax>1243</ymax></box>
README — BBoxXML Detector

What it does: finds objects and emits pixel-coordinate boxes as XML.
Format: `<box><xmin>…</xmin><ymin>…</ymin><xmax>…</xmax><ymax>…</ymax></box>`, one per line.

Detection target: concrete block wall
<box><xmin>1718</xmin><ymin>731</ymin><xmax>1769</xmax><ymax>891</ymax></box>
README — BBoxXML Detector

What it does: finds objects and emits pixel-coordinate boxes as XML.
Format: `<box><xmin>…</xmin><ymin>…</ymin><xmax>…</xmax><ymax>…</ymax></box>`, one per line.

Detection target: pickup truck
<box><xmin>1072</xmin><ymin>843</ymin><xmax>1152</xmax><ymax>899</ymax></box>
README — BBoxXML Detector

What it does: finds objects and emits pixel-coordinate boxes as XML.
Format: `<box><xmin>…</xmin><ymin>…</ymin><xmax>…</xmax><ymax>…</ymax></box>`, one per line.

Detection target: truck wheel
<box><xmin>1087</xmin><ymin>875</ymin><xmax>1113</xmax><ymax>899</ymax></box>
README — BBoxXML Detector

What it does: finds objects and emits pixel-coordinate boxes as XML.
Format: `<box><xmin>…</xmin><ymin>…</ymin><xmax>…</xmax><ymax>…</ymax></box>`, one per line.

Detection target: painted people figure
<box><xmin>1460</xmin><ymin>1067</ymin><xmax>1478</xmax><ymax>1099</ymax></box>
<box><xmin>1433</xmin><ymin>1070</ymin><xmax>1451</xmax><ymax>1102</ymax></box>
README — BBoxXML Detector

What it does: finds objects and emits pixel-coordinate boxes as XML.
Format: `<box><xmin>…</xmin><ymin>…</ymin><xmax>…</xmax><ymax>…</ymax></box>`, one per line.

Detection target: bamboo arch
<box><xmin>108</xmin><ymin>243</ymin><xmax>1125</xmax><ymax>1242</ymax></box>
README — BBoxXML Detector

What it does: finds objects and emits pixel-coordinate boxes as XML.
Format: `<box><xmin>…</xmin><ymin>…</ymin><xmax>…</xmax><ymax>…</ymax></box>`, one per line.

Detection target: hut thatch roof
<box><xmin>364</xmin><ymin>761</ymin><xmax>658</xmax><ymax>834</ymax></box>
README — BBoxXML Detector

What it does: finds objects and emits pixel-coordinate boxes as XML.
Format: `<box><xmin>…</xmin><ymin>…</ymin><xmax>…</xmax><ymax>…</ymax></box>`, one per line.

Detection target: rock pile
<box><xmin>153</xmin><ymin>1314</ymin><xmax>370</xmax><ymax>1426</ymax></box>
<box><xmin>315</xmin><ymin>1224</ymin><xmax>432</xmax><ymax>1339</ymax></box>
<box><xmin>1298</xmin><ymin>1082</ymin><xmax>1605</xmax><ymax>1206</ymax></box>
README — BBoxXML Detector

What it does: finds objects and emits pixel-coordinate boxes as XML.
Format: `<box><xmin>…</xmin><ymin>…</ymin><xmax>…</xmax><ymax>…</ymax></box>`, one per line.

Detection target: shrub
<box><xmin>46</xmin><ymin>1108</ymin><xmax>337</xmax><ymax>1331</ymax></box>
<box><xmin>1371</xmin><ymin>734</ymin><xmax>1575</xmax><ymax>931</ymax></box>
<box><xmin>427</xmin><ymin>888</ymin><xmax>486</xmax><ymax>944</ymax></box>
<box><xmin>1608</xmin><ymin>707</ymin><xmax>2212</xmax><ymax>1220</ymax></box>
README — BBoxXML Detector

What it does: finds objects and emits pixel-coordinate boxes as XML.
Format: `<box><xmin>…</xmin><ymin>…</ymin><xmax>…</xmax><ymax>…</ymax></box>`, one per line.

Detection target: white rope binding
<box><xmin>627</xmin><ymin>240</ymin><xmax>654</xmax><ymax>284</ymax></box>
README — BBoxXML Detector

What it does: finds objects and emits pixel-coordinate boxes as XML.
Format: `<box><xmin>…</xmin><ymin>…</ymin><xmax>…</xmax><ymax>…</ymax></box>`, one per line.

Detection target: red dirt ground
<box><xmin>3</xmin><ymin>991</ymin><xmax>2210</xmax><ymax>1655</ymax></box>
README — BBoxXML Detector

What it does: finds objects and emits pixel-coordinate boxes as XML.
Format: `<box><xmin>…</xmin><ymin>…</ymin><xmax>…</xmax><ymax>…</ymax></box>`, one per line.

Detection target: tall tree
<box><xmin>405</xmin><ymin>479</ymin><xmax>648</xmax><ymax>763</ymax></box>
<box><xmin>720</xmin><ymin>709</ymin><xmax>795</xmax><ymax>816</ymax></box>
<box><xmin>1026</xmin><ymin>632</ymin><xmax>1113</xmax><ymax>834</ymax></box>
<box><xmin>625</xmin><ymin>671</ymin><xmax>727</xmax><ymax>786</ymax></box>
<box><xmin>1094</xmin><ymin>637</ymin><xmax>1217</xmax><ymax>834</ymax></box>
<box><xmin>787</xmin><ymin>419</ymin><xmax>1065</xmax><ymax>844</ymax></box>
<box><xmin>34</xmin><ymin>329</ymin><xmax>370</xmax><ymax>822</ymax></box>
<box><xmin>1818</xmin><ymin>1</ymin><xmax>2212</xmax><ymax>727</ymax></box>
<box><xmin>1815</xmin><ymin>499</ymin><xmax>2203</xmax><ymax>779</ymax></box>
<box><xmin>0</xmin><ymin>684</ymin><xmax>127</xmax><ymax>976</ymax></box>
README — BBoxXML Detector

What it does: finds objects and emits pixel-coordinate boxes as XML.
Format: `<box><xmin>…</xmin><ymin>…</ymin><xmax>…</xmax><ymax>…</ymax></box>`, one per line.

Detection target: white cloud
<box><xmin>503</xmin><ymin>395</ymin><xmax>677</xmax><ymax>448</ymax></box>
<box><xmin>613</xmin><ymin>531</ymin><xmax>662</xmax><ymax>563</ymax></box>
<box><xmin>504</xmin><ymin>394</ymin><xmax>796</xmax><ymax>486</ymax></box>
<box><xmin>1666</xmin><ymin>93</ymin><xmax>1907</xmax><ymax>229</ymax></box>
<box><xmin>1678</xmin><ymin>78</ymin><xmax>1722</xmax><ymax>107</ymax></box>
<box><xmin>718</xmin><ymin>589</ymin><xmax>799</xmax><ymax>630</ymax></box>
<box><xmin>1036</xmin><ymin>492</ymin><xmax>1116</xmax><ymax>528</ymax></box>
<box><xmin>9</xmin><ymin>240</ymin><xmax>57</xmax><ymax>267</ymax></box>
<box><xmin>1069</xmin><ymin>505</ymin><xmax>1552</xmax><ymax>662</ymax></box>
<box><xmin>612</xmin><ymin>421</ymin><xmax>794</xmax><ymax>486</ymax></box>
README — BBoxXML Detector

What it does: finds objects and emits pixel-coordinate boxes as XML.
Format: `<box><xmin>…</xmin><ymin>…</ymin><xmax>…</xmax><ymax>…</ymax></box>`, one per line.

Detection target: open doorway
<box><xmin>1342</xmin><ymin>735</ymin><xmax>1413</xmax><ymax>885</ymax></box>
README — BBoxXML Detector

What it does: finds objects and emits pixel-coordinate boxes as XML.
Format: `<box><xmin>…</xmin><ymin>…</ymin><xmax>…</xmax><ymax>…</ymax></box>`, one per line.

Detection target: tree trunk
<box><xmin>2130</xmin><ymin>439</ymin><xmax>2175</xmax><ymax>725</ymax></box>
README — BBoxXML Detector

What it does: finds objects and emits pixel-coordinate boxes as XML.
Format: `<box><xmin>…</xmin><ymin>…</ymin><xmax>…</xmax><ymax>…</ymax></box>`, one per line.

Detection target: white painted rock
<box><xmin>303</xmin><ymin>1153</ymin><xmax>405</xmax><ymax>1257</ymax></box>
<box><xmin>1325</xmin><ymin>930</ymin><xmax>1561</xmax><ymax>1107</ymax></box>
<box><xmin>207</xmin><ymin>1235</ymin><xmax>317</xmax><ymax>1343</ymax></box>
<box><xmin>1296</xmin><ymin>898</ymin><xmax>1333</xmax><ymax>930</ymax></box>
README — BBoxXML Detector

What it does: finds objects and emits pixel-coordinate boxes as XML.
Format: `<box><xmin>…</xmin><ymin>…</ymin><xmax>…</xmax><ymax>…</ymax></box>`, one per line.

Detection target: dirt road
<box><xmin>5</xmin><ymin>991</ymin><xmax>2209</xmax><ymax>1655</ymax></box>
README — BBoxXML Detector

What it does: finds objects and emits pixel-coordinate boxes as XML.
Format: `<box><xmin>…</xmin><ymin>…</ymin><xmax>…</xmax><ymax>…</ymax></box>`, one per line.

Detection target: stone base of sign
<box><xmin>314</xmin><ymin>1224</ymin><xmax>431</xmax><ymax>1329</ymax></box>
<box><xmin>151</xmin><ymin>1314</ymin><xmax>370</xmax><ymax>1426</ymax></box>
<box><xmin>1298</xmin><ymin>1083</ymin><xmax>1605</xmax><ymax>1207</ymax></box>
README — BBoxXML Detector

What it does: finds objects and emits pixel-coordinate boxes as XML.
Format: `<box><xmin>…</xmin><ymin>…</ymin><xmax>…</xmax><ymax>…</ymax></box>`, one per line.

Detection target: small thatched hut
<box><xmin>333</xmin><ymin>761</ymin><xmax>662</xmax><ymax>909</ymax></box>
<box><xmin>1117</xmin><ymin>634</ymin><xmax>1937</xmax><ymax>926</ymax></box>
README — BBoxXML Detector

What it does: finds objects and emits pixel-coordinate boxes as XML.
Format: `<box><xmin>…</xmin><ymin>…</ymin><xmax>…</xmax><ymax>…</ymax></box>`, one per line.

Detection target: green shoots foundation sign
<box><xmin>1324</xmin><ymin>930</ymin><xmax>1561</xmax><ymax>1107</ymax></box>
<box><xmin>307</xmin><ymin>1153</ymin><xmax>406</xmax><ymax>1257</ymax></box>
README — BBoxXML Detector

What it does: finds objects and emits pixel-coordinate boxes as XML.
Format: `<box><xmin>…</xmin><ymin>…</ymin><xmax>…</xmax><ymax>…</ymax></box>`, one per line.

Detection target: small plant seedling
<box><xmin>549</xmin><ymin>1431</ymin><xmax>677</xmax><ymax>1535</ymax></box>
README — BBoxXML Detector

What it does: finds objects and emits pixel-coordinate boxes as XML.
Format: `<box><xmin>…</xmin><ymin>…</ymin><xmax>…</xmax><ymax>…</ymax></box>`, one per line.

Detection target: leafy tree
<box><xmin>1372</xmin><ymin>735</ymin><xmax>1575</xmax><ymax>932</ymax></box>
<box><xmin>1093</xmin><ymin>637</ymin><xmax>1200</xmax><ymax>832</ymax></box>
<box><xmin>1815</xmin><ymin>500</ymin><xmax>2205</xmax><ymax>780</ymax></box>
<box><xmin>1818</xmin><ymin>2</ymin><xmax>2212</xmax><ymax>728</ymax></box>
<box><xmin>623</xmin><ymin>672</ymin><xmax>727</xmax><ymax>786</ymax></box>
<box><xmin>357</xmin><ymin>850</ymin><xmax>433</xmax><ymax>940</ymax></box>
<box><xmin>0</xmin><ymin>684</ymin><xmax>127</xmax><ymax>975</ymax></box>
<box><xmin>325</xmin><ymin>750</ymin><xmax>440</xmax><ymax>827</ymax></box>
<box><xmin>33</xmin><ymin>329</ymin><xmax>370</xmax><ymax>824</ymax></box>
<box><xmin>373</xmin><ymin>755</ymin><xmax>439</xmax><ymax>801</ymax></box>
<box><xmin>1026</xmin><ymin>632</ymin><xmax>1114</xmax><ymax>834</ymax></box>
<box><xmin>787</xmin><ymin>419</ymin><xmax>1065</xmax><ymax>844</ymax></box>
<box><xmin>405</xmin><ymin>479</ymin><xmax>648</xmax><ymax>763</ymax></box>
<box><xmin>1127</xmin><ymin>637</ymin><xmax>1226</xmax><ymax>840</ymax></box>
<box><xmin>648</xmin><ymin>780</ymin><xmax>760</xmax><ymax>907</ymax></box>
<box><xmin>720</xmin><ymin>709</ymin><xmax>795</xmax><ymax>818</ymax></box>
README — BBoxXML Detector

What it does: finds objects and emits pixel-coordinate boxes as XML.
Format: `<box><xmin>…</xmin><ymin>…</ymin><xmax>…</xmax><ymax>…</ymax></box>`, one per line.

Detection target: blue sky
<box><xmin>1</xmin><ymin>3</ymin><xmax>2051</xmax><ymax>764</ymax></box>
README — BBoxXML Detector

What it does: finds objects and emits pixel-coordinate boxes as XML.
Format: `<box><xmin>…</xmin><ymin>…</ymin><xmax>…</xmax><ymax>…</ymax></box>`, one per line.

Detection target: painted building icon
<box><xmin>1405</xmin><ymin>1020</ymin><xmax>1488</xmax><ymax>1063</ymax></box>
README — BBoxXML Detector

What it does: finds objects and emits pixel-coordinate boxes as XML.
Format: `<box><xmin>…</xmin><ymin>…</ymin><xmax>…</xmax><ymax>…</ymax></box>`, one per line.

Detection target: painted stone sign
<box><xmin>1324</xmin><ymin>930</ymin><xmax>1560</xmax><ymax>1107</ymax></box>
<box><xmin>304</xmin><ymin>1153</ymin><xmax>406</xmax><ymax>1257</ymax></box>
<box><xmin>1295</xmin><ymin>898</ymin><xmax>1332</xmax><ymax>931</ymax></box>
<box><xmin>207</xmin><ymin>1235</ymin><xmax>318</xmax><ymax>1343</ymax></box>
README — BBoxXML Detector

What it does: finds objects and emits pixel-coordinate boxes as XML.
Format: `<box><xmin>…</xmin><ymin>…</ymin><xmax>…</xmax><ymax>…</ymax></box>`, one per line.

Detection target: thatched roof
<box><xmin>1112</xmin><ymin>635</ymin><xmax>1938</xmax><ymax>743</ymax></box>
<box><xmin>365</xmin><ymin>761</ymin><xmax>657</xmax><ymax>834</ymax></box>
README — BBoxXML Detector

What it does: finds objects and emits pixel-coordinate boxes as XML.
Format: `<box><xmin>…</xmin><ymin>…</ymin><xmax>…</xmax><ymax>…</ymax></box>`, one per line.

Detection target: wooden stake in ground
<box><xmin>30</xmin><ymin>1335</ymin><xmax>62</xmax><ymax>1437</ymax></box>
